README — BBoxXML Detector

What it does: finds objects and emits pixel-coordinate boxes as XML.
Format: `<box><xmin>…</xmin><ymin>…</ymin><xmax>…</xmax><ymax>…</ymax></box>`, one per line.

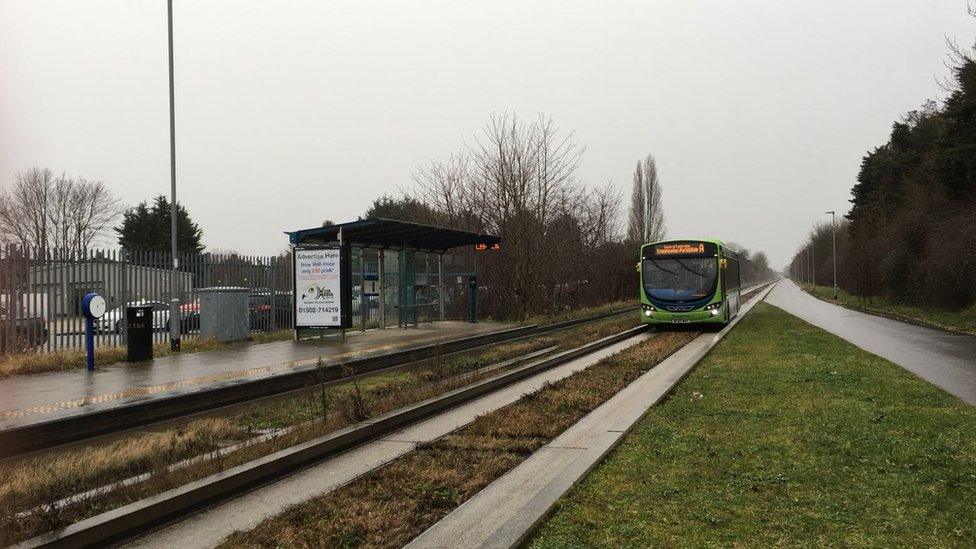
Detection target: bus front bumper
<box><xmin>640</xmin><ymin>309</ymin><xmax>724</xmax><ymax>325</ymax></box>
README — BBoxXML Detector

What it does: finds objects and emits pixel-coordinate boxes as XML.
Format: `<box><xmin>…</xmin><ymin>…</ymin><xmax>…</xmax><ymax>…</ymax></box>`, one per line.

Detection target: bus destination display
<box><xmin>651</xmin><ymin>241</ymin><xmax>716</xmax><ymax>257</ymax></box>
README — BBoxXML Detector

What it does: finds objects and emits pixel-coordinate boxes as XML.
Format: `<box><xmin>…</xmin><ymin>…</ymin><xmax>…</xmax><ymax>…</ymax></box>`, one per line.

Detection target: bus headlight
<box><xmin>704</xmin><ymin>302</ymin><xmax>722</xmax><ymax>316</ymax></box>
<box><xmin>642</xmin><ymin>304</ymin><xmax>655</xmax><ymax>317</ymax></box>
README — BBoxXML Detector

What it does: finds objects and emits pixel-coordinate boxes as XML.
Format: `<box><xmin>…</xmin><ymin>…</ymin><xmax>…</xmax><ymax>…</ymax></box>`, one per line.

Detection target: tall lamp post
<box><xmin>167</xmin><ymin>0</ymin><xmax>180</xmax><ymax>351</ymax></box>
<box><xmin>826</xmin><ymin>210</ymin><xmax>837</xmax><ymax>299</ymax></box>
<box><xmin>811</xmin><ymin>240</ymin><xmax>816</xmax><ymax>289</ymax></box>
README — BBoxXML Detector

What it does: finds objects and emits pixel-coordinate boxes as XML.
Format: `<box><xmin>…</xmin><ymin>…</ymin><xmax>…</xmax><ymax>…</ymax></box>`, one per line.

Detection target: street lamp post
<box><xmin>812</xmin><ymin>241</ymin><xmax>816</xmax><ymax>289</ymax></box>
<box><xmin>807</xmin><ymin>243</ymin><xmax>813</xmax><ymax>286</ymax></box>
<box><xmin>826</xmin><ymin>210</ymin><xmax>837</xmax><ymax>299</ymax></box>
<box><xmin>804</xmin><ymin>248</ymin><xmax>809</xmax><ymax>284</ymax></box>
<box><xmin>167</xmin><ymin>0</ymin><xmax>180</xmax><ymax>351</ymax></box>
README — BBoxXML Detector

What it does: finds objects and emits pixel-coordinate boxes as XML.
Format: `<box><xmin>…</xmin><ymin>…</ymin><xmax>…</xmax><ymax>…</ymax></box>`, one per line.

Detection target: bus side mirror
<box><xmin>635</xmin><ymin>262</ymin><xmax>641</xmax><ymax>273</ymax></box>
<box><xmin>720</xmin><ymin>259</ymin><xmax>728</xmax><ymax>269</ymax></box>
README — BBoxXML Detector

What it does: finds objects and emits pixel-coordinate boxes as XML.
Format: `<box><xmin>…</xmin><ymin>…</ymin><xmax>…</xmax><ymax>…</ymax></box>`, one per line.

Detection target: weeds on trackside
<box><xmin>0</xmin><ymin>418</ymin><xmax>246</xmax><ymax>541</ymax></box>
<box><xmin>0</xmin><ymin>331</ymin><xmax>293</xmax><ymax>378</ymax></box>
<box><xmin>523</xmin><ymin>300</ymin><xmax>633</xmax><ymax>327</ymax></box>
<box><xmin>311</xmin><ymin>357</ymin><xmax>331</xmax><ymax>421</ymax></box>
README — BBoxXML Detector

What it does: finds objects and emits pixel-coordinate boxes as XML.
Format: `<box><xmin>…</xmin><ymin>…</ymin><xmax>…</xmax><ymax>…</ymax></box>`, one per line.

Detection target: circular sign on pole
<box><xmin>81</xmin><ymin>292</ymin><xmax>105</xmax><ymax>372</ymax></box>
<box><xmin>82</xmin><ymin>293</ymin><xmax>106</xmax><ymax>320</ymax></box>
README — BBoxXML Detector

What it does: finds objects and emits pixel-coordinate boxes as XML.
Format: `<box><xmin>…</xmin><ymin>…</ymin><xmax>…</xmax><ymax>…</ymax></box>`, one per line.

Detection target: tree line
<box><xmin>0</xmin><ymin>168</ymin><xmax>204</xmax><ymax>256</ymax></box>
<box><xmin>365</xmin><ymin>113</ymin><xmax>775</xmax><ymax>319</ymax></box>
<box><xmin>789</xmin><ymin>24</ymin><xmax>976</xmax><ymax>310</ymax></box>
<box><xmin>2</xmin><ymin>114</ymin><xmax>776</xmax><ymax>320</ymax></box>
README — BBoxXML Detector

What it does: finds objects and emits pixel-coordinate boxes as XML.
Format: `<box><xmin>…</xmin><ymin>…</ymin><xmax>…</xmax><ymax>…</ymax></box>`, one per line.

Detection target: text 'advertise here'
<box><xmin>294</xmin><ymin>246</ymin><xmax>352</xmax><ymax>329</ymax></box>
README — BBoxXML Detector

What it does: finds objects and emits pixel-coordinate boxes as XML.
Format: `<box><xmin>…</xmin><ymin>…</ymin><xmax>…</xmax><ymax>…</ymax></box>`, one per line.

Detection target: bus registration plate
<box><xmin>671</xmin><ymin>318</ymin><xmax>691</xmax><ymax>324</ymax></box>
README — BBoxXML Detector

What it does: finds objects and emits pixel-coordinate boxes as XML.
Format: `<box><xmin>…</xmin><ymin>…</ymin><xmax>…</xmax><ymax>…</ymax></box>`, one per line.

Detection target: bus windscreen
<box><xmin>642</xmin><ymin>257</ymin><xmax>718</xmax><ymax>302</ymax></box>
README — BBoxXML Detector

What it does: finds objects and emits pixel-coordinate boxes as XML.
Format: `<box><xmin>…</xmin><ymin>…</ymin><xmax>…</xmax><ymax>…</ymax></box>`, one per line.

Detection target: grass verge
<box><xmin>0</xmin><ymin>313</ymin><xmax>639</xmax><ymax>545</ymax></box>
<box><xmin>799</xmin><ymin>281</ymin><xmax>976</xmax><ymax>336</ymax></box>
<box><xmin>219</xmin><ymin>331</ymin><xmax>697</xmax><ymax>548</ymax></box>
<box><xmin>530</xmin><ymin>302</ymin><xmax>976</xmax><ymax>547</ymax></box>
<box><xmin>0</xmin><ymin>330</ymin><xmax>293</xmax><ymax>378</ymax></box>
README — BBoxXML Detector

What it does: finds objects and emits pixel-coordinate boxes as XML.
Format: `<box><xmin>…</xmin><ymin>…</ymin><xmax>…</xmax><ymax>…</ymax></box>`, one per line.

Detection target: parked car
<box><xmin>180</xmin><ymin>298</ymin><xmax>201</xmax><ymax>332</ymax></box>
<box><xmin>0</xmin><ymin>305</ymin><xmax>48</xmax><ymax>353</ymax></box>
<box><xmin>249</xmin><ymin>290</ymin><xmax>292</xmax><ymax>331</ymax></box>
<box><xmin>96</xmin><ymin>300</ymin><xmax>170</xmax><ymax>334</ymax></box>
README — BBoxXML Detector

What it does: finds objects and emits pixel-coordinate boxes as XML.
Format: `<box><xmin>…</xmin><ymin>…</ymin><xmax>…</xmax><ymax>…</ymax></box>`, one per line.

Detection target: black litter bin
<box><xmin>126</xmin><ymin>305</ymin><xmax>153</xmax><ymax>362</ymax></box>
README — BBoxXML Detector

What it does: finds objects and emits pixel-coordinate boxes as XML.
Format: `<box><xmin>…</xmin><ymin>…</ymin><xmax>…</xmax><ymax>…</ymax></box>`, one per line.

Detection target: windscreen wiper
<box><xmin>647</xmin><ymin>260</ymin><xmax>679</xmax><ymax>277</ymax></box>
<box><xmin>674</xmin><ymin>259</ymin><xmax>707</xmax><ymax>278</ymax></box>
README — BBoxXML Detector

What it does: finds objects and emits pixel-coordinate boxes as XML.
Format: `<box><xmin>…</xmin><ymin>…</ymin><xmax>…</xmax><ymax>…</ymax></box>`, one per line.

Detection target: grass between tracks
<box><xmin>531</xmin><ymin>303</ymin><xmax>976</xmax><ymax>547</ymax></box>
<box><xmin>799</xmin><ymin>281</ymin><xmax>976</xmax><ymax>336</ymax></box>
<box><xmin>0</xmin><ymin>310</ymin><xmax>639</xmax><ymax>546</ymax></box>
<box><xmin>524</xmin><ymin>300</ymin><xmax>632</xmax><ymax>326</ymax></box>
<box><xmin>218</xmin><ymin>331</ymin><xmax>697</xmax><ymax>548</ymax></box>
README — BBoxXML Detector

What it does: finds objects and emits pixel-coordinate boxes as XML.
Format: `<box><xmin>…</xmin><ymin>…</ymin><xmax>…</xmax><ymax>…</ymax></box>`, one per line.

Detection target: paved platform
<box><xmin>406</xmin><ymin>283</ymin><xmax>775</xmax><ymax>549</ymax></box>
<box><xmin>0</xmin><ymin>321</ymin><xmax>514</xmax><ymax>431</ymax></box>
<box><xmin>767</xmin><ymin>280</ymin><xmax>976</xmax><ymax>405</ymax></box>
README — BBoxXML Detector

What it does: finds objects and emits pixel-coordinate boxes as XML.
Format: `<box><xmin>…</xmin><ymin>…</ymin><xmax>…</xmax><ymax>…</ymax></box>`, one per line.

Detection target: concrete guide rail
<box><xmin>0</xmin><ymin>306</ymin><xmax>633</xmax><ymax>459</ymax></box>
<box><xmin>17</xmin><ymin>323</ymin><xmax>649</xmax><ymax>548</ymax></box>
<box><xmin>406</xmin><ymin>282</ymin><xmax>777</xmax><ymax>549</ymax></box>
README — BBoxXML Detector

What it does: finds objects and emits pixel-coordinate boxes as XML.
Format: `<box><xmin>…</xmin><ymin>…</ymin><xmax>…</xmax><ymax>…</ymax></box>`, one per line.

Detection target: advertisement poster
<box><xmin>294</xmin><ymin>247</ymin><xmax>349</xmax><ymax>328</ymax></box>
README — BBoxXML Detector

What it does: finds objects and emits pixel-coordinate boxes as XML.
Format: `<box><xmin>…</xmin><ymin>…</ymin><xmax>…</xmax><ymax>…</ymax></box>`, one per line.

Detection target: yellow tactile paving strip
<box><xmin>0</xmin><ymin>332</ymin><xmax>461</xmax><ymax>422</ymax></box>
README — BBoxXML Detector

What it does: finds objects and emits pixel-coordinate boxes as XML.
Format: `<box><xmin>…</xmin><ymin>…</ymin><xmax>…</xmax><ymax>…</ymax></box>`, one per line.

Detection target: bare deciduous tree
<box><xmin>627</xmin><ymin>154</ymin><xmax>666</xmax><ymax>243</ymax></box>
<box><xmin>0</xmin><ymin>167</ymin><xmax>53</xmax><ymax>250</ymax></box>
<box><xmin>0</xmin><ymin>167</ymin><xmax>121</xmax><ymax>253</ymax></box>
<box><xmin>412</xmin><ymin>113</ymin><xmax>628</xmax><ymax>318</ymax></box>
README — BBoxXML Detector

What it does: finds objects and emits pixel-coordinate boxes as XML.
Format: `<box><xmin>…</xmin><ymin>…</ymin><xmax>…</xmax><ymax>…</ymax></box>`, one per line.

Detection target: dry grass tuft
<box><xmin>0</xmin><ymin>417</ymin><xmax>244</xmax><ymax>539</ymax></box>
<box><xmin>0</xmin><ymin>346</ymin><xmax>127</xmax><ymax>377</ymax></box>
<box><xmin>0</xmin><ymin>331</ymin><xmax>293</xmax><ymax>378</ymax></box>
<box><xmin>525</xmin><ymin>300</ymin><xmax>634</xmax><ymax>326</ymax></box>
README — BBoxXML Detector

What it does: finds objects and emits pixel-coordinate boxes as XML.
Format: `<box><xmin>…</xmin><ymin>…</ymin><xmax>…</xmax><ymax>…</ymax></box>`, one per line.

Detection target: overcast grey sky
<box><xmin>2</xmin><ymin>1</ymin><xmax>974</xmax><ymax>267</ymax></box>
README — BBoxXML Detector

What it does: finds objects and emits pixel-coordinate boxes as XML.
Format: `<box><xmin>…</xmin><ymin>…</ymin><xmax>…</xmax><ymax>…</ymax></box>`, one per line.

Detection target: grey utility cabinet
<box><xmin>198</xmin><ymin>287</ymin><xmax>249</xmax><ymax>342</ymax></box>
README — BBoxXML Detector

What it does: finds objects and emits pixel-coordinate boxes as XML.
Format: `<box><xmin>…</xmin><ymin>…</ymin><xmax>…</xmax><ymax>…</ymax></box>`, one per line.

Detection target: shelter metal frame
<box><xmin>285</xmin><ymin>218</ymin><xmax>500</xmax><ymax>338</ymax></box>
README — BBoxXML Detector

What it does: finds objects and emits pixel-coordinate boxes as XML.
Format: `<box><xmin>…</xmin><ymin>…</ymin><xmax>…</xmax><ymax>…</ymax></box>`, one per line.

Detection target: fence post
<box><xmin>269</xmin><ymin>258</ymin><xmax>277</xmax><ymax>332</ymax></box>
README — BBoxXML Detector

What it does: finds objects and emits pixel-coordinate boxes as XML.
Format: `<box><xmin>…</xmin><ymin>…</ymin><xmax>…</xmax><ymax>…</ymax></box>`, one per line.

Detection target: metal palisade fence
<box><xmin>0</xmin><ymin>245</ymin><xmax>293</xmax><ymax>354</ymax></box>
<box><xmin>0</xmin><ymin>244</ymin><xmax>476</xmax><ymax>355</ymax></box>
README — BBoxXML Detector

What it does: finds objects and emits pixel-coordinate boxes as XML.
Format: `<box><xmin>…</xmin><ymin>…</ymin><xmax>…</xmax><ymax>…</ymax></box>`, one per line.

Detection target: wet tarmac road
<box><xmin>766</xmin><ymin>280</ymin><xmax>976</xmax><ymax>406</ymax></box>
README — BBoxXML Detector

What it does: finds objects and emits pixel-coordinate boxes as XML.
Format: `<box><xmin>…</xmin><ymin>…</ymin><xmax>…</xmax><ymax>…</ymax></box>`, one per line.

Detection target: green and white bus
<box><xmin>638</xmin><ymin>239</ymin><xmax>741</xmax><ymax>327</ymax></box>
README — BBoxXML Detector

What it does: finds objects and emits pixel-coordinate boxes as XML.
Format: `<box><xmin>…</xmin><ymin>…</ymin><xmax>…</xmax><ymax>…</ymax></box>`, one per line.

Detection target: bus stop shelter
<box><xmin>286</xmin><ymin>218</ymin><xmax>500</xmax><ymax>332</ymax></box>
